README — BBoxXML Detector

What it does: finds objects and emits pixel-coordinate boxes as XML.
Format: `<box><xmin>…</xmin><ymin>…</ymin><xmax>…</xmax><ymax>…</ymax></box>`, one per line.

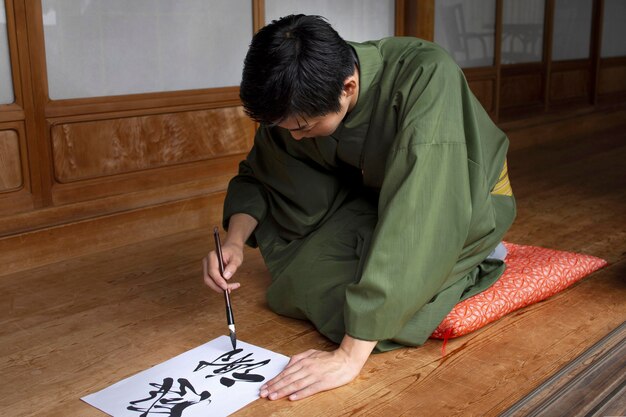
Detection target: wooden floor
<box><xmin>2</xmin><ymin>124</ymin><xmax>625</xmax><ymax>417</ymax></box>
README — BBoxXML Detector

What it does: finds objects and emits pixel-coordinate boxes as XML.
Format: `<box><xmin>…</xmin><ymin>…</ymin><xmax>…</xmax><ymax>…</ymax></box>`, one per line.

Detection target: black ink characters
<box><xmin>127</xmin><ymin>377</ymin><xmax>210</xmax><ymax>417</ymax></box>
<box><xmin>194</xmin><ymin>348</ymin><xmax>270</xmax><ymax>387</ymax></box>
<box><xmin>127</xmin><ymin>348</ymin><xmax>272</xmax><ymax>417</ymax></box>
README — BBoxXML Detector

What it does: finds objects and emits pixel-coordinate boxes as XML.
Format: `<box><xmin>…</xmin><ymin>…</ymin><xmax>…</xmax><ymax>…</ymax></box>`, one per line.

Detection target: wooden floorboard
<box><xmin>1</xmin><ymin>125</ymin><xmax>625</xmax><ymax>416</ymax></box>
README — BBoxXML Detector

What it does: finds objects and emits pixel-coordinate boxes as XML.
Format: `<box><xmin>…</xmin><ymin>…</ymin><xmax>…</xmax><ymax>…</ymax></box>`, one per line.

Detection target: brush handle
<box><xmin>214</xmin><ymin>227</ymin><xmax>235</xmax><ymax>326</ymax></box>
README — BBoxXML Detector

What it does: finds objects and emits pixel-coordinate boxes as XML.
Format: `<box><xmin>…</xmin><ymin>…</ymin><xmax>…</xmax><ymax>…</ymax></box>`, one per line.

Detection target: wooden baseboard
<box><xmin>501</xmin><ymin>321</ymin><xmax>626</xmax><ymax>417</ymax></box>
<box><xmin>0</xmin><ymin>191</ymin><xmax>225</xmax><ymax>277</ymax></box>
<box><xmin>0</xmin><ymin>175</ymin><xmax>233</xmax><ymax>238</ymax></box>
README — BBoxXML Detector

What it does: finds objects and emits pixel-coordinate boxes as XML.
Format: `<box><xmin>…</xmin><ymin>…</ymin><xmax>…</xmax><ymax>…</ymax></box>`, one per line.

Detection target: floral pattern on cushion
<box><xmin>431</xmin><ymin>242</ymin><xmax>608</xmax><ymax>339</ymax></box>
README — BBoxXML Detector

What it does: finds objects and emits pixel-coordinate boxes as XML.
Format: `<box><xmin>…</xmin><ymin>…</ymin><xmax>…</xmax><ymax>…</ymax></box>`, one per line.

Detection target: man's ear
<box><xmin>343</xmin><ymin>74</ymin><xmax>358</xmax><ymax>97</ymax></box>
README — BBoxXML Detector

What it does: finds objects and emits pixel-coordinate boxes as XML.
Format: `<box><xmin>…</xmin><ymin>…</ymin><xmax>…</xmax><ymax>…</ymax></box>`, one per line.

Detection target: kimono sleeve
<box><xmin>223</xmin><ymin>126</ymin><xmax>349</xmax><ymax>247</ymax></box>
<box><xmin>344</xmin><ymin>141</ymin><xmax>471</xmax><ymax>341</ymax></box>
<box><xmin>344</xmin><ymin>49</ymin><xmax>475</xmax><ymax>341</ymax></box>
<box><xmin>222</xmin><ymin>136</ymin><xmax>269</xmax><ymax>248</ymax></box>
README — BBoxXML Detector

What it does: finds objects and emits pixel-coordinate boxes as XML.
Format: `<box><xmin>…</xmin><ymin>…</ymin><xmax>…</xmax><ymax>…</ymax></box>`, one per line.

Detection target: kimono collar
<box><xmin>329</xmin><ymin>41</ymin><xmax>383</xmax><ymax>169</ymax></box>
<box><xmin>343</xmin><ymin>41</ymin><xmax>383</xmax><ymax>129</ymax></box>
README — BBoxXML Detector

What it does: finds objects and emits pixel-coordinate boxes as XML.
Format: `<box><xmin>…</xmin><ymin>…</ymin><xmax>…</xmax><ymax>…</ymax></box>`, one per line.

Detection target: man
<box><xmin>203</xmin><ymin>14</ymin><xmax>516</xmax><ymax>401</ymax></box>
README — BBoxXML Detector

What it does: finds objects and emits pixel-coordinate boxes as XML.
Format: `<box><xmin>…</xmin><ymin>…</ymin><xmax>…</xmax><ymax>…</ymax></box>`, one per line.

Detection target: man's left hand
<box><xmin>259</xmin><ymin>335</ymin><xmax>377</xmax><ymax>401</ymax></box>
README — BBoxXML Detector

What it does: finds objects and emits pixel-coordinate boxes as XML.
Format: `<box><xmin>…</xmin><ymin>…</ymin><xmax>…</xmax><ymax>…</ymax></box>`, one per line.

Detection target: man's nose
<box><xmin>291</xmin><ymin>131</ymin><xmax>306</xmax><ymax>140</ymax></box>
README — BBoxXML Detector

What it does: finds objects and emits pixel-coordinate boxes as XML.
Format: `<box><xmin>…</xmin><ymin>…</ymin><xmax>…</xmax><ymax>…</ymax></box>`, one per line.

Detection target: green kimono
<box><xmin>223</xmin><ymin>38</ymin><xmax>516</xmax><ymax>351</ymax></box>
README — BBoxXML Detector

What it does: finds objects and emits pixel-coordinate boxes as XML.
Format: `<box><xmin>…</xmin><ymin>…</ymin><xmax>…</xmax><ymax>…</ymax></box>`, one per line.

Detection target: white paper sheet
<box><xmin>82</xmin><ymin>336</ymin><xmax>289</xmax><ymax>417</ymax></box>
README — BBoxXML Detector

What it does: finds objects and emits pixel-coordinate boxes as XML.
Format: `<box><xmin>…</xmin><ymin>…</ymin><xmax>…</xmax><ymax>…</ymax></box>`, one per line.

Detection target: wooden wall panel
<box><xmin>468</xmin><ymin>79</ymin><xmax>495</xmax><ymax>113</ymax></box>
<box><xmin>550</xmin><ymin>68</ymin><xmax>590</xmax><ymax>101</ymax></box>
<box><xmin>50</xmin><ymin>154</ymin><xmax>242</xmax><ymax>206</ymax></box>
<box><xmin>0</xmin><ymin>121</ymin><xmax>35</xmax><ymax>217</ymax></box>
<box><xmin>51</xmin><ymin>106</ymin><xmax>254</xmax><ymax>183</ymax></box>
<box><xmin>0</xmin><ymin>129</ymin><xmax>22</xmax><ymax>192</ymax></box>
<box><xmin>500</xmin><ymin>72</ymin><xmax>543</xmax><ymax>108</ymax></box>
<box><xmin>598</xmin><ymin>65</ymin><xmax>626</xmax><ymax>95</ymax></box>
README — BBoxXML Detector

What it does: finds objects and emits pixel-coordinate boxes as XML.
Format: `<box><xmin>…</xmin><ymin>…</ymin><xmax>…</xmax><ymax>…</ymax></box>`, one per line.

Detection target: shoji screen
<box><xmin>434</xmin><ymin>0</ymin><xmax>496</xmax><ymax>69</ymax></box>
<box><xmin>601</xmin><ymin>0</ymin><xmax>626</xmax><ymax>58</ymax></box>
<box><xmin>552</xmin><ymin>0</ymin><xmax>593</xmax><ymax>61</ymax></box>
<box><xmin>264</xmin><ymin>0</ymin><xmax>395</xmax><ymax>42</ymax></box>
<box><xmin>41</xmin><ymin>0</ymin><xmax>253</xmax><ymax>99</ymax></box>
<box><xmin>501</xmin><ymin>0</ymin><xmax>545</xmax><ymax>64</ymax></box>
<box><xmin>0</xmin><ymin>1</ymin><xmax>13</xmax><ymax>104</ymax></box>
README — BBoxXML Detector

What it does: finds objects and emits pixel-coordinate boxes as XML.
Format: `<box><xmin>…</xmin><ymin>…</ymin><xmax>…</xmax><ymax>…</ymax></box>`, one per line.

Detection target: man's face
<box><xmin>277</xmin><ymin>92</ymin><xmax>352</xmax><ymax>140</ymax></box>
<box><xmin>276</xmin><ymin>71</ymin><xmax>359</xmax><ymax>141</ymax></box>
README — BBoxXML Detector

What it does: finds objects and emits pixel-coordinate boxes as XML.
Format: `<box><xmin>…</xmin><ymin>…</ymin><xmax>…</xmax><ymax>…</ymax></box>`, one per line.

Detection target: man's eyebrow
<box><xmin>288</xmin><ymin>116</ymin><xmax>310</xmax><ymax>132</ymax></box>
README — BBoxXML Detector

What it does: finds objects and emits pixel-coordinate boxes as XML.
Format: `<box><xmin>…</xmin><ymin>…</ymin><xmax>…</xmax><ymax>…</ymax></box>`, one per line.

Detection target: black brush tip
<box><xmin>230</xmin><ymin>331</ymin><xmax>237</xmax><ymax>350</ymax></box>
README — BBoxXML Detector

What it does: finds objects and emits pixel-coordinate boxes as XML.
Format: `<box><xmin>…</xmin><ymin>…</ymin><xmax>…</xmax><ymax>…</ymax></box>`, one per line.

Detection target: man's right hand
<box><xmin>202</xmin><ymin>213</ymin><xmax>258</xmax><ymax>293</ymax></box>
<box><xmin>203</xmin><ymin>242</ymin><xmax>244</xmax><ymax>293</ymax></box>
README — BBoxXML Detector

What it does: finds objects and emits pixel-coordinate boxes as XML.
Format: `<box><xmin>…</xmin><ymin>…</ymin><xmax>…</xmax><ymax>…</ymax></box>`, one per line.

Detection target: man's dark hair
<box><xmin>240</xmin><ymin>14</ymin><xmax>356</xmax><ymax>125</ymax></box>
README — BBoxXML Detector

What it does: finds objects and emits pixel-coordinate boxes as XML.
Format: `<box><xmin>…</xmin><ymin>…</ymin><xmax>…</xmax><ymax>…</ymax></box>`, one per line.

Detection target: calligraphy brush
<box><xmin>213</xmin><ymin>227</ymin><xmax>237</xmax><ymax>350</ymax></box>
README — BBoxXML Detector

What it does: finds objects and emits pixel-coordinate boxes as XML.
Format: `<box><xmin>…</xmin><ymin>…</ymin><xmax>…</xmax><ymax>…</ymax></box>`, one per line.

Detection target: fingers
<box><xmin>261</xmin><ymin>364</ymin><xmax>301</xmax><ymax>394</ymax></box>
<box><xmin>260</xmin><ymin>362</ymin><xmax>305</xmax><ymax>399</ymax></box>
<box><xmin>263</xmin><ymin>372</ymin><xmax>318</xmax><ymax>401</ymax></box>
<box><xmin>222</xmin><ymin>249</ymin><xmax>243</xmax><ymax>280</ymax></box>
<box><xmin>264</xmin><ymin>361</ymin><xmax>303</xmax><ymax>388</ymax></box>
<box><xmin>261</xmin><ymin>349</ymin><xmax>317</xmax><ymax>389</ymax></box>
<box><xmin>259</xmin><ymin>356</ymin><xmax>333</xmax><ymax>401</ymax></box>
<box><xmin>202</xmin><ymin>257</ymin><xmax>221</xmax><ymax>293</ymax></box>
<box><xmin>208</xmin><ymin>251</ymin><xmax>228</xmax><ymax>290</ymax></box>
<box><xmin>202</xmin><ymin>251</ymin><xmax>240</xmax><ymax>292</ymax></box>
<box><xmin>287</xmin><ymin>381</ymin><xmax>326</xmax><ymax>401</ymax></box>
<box><xmin>260</xmin><ymin>350</ymin><xmax>321</xmax><ymax>400</ymax></box>
<box><xmin>259</xmin><ymin>347</ymin><xmax>365</xmax><ymax>402</ymax></box>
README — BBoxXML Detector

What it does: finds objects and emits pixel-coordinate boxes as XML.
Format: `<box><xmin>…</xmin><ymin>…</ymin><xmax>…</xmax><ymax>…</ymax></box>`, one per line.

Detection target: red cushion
<box><xmin>431</xmin><ymin>242</ymin><xmax>607</xmax><ymax>339</ymax></box>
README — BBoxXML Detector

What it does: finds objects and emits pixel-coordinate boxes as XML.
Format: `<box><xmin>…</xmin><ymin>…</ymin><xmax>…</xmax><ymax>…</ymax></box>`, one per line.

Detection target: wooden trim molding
<box><xmin>3</xmin><ymin>0</ymin><xmax>22</xmax><ymax>111</ymax></box>
<box><xmin>253</xmin><ymin>0</ymin><xmax>265</xmax><ymax>33</ymax></box>
<box><xmin>0</xmin><ymin>104</ymin><xmax>25</xmax><ymax>123</ymax></box>
<box><xmin>22</xmin><ymin>0</ymin><xmax>53</xmax><ymax>206</ymax></box>
<box><xmin>43</xmin><ymin>88</ymin><xmax>242</xmax><ymax>119</ymax></box>
<box><xmin>501</xmin><ymin>321</ymin><xmax>626</xmax><ymax>417</ymax></box>
<box><xmin>395</xmin><ymin>0</ymin><xmax>405</xmax><ymax>36</ymax></box>
<box><xmin>400</xmin><ymin>0</ymin><xmax>434</xmax><ymax>40</ymax></box>
<box><xmin>543</xmin><ymin>0</ymin><xmax>555</xmax><ymax>110</ymax></box>
<box><xmin>416</xmin><ymin>0</ymin><xmax>435</xmax><ymax>41</ymax></box>
<box><xmin>590</xmin><ymin>0</ymin><xmax>604</xmax><ymax>105</ymax></box>
<box><xmin>494</xmin><ymin>0</ymin><xmax>503</xmax><ymax>121</ymax></box>
<box><xmin>11</xmin><ymin>0</ymin><xmax>43</xmax><ymax>208</ymax></box>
